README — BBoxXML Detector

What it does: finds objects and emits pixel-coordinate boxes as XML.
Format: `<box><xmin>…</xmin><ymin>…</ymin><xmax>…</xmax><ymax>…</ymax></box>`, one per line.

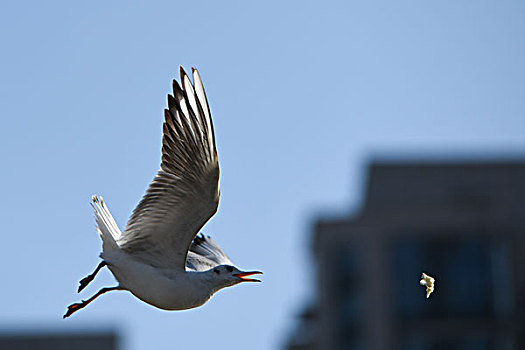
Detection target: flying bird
<box><xmin>64</xmin><ymin>67</ymin><xmax>262</xmax><ymax>318</ymax></box>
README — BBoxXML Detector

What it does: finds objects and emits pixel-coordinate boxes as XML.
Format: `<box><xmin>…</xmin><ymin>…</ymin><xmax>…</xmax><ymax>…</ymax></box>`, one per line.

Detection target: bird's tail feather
<box><xmin>91</xmin><ymin>195</ymin><xmax>121</xmax><ymax>251</ymax></box>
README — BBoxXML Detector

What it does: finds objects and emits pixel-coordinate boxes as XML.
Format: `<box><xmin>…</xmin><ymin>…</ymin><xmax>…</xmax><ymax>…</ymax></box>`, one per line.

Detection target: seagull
<box><xmin>63</xmin><ymin>67</ymin><xmax>262</xmax><ymax>318</ymax></box>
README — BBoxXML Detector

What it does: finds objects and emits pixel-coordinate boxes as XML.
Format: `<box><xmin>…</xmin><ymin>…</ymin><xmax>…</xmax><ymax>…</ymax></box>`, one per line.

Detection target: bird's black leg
<box><xmin>78</xmin><ymin>261</ymin><xmax>107</xmax><ymax>293</ymax></box>
<box><xmin>63</xmin><ymin>285</ymin><xmax>122</xmax><ymax>319</ymax></box>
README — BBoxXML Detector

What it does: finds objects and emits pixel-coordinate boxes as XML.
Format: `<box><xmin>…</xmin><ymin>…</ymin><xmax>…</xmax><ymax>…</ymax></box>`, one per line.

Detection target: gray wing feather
<box><xmin>118</xmin><ymin>67</ymin><xmax>219</xmax><ymax>271</ymax></box>
<box><xmin>185</xmin><ymin>251</ymin><xmax>217</xmax><ymax>272</ymax></box>
<box><xmin>189</xmin><ymin>234</ymin><xmax>233</xmax><ymax>266</ymax></box>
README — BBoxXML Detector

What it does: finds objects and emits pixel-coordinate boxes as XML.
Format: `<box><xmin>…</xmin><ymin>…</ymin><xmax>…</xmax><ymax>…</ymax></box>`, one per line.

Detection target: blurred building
<box><xmin>0</xmin><ymin>331</ymin><xmax>118</xmax><ymax>350</ymax></box>
<box><xmin>286</xmin><ymin>160</ymin><xmax>525</xmax><ymax>350</ymax></box>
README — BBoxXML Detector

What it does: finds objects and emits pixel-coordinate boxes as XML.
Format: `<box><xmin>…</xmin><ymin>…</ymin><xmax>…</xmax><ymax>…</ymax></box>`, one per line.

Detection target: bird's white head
<box><xmin>207</xmin><ymin>265</ymin><xmax>262</xmax><ymax>290</ymax></box>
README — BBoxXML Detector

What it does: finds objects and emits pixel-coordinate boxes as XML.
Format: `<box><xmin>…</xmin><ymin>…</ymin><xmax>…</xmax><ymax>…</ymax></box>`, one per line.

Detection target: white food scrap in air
<box><xmin>419</xmin><ymin>272</ymin><xmax>435</xmax><ymax>298</ymax></box>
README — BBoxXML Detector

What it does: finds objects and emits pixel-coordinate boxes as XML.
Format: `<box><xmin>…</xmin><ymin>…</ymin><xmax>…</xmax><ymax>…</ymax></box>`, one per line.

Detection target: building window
<box><xmin>390</xmin><ymin>234</ymin><xmax>513</xmax><ymax>320</ymax></box>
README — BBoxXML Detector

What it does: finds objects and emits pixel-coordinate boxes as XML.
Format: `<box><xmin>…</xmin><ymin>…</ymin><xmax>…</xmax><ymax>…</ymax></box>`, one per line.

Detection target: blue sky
<box><xmin>1</xmin><ymin>1</ymin><xmax>524</xmax><ymax>349</ymax></box>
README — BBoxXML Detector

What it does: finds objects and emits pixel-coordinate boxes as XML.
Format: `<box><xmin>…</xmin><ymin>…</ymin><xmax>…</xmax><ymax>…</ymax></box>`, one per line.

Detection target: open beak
<box><xmin>234</xmin><ymin>271</ymin><xmax>263</xmax><ymax>282</ymax></box>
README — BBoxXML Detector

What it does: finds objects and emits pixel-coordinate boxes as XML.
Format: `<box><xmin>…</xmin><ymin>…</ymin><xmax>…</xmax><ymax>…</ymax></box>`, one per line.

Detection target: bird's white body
<box><xmin>103</xmin><ymin>250</ymin><xmax>215</xmax><ymax>310</ymax></box>
<box><xmin>64</xmin><ymin>68</ymin><xmax>261</xmax><ymax>318</ymax></box>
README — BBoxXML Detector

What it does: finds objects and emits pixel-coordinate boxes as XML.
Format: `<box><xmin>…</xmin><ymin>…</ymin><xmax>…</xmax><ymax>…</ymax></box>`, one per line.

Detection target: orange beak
<box><xmin>234</xmin><ymin>271</ymin><xmax>263</xmax><ymax>282</ymax></box>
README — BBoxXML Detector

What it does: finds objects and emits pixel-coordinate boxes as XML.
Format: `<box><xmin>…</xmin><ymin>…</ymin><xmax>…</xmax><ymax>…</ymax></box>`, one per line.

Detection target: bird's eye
<box><xmin>226</xmin><ymin>266</ymin><xmax>233</xmax><ymax>272</ymax></box>
<box><xmin>214</xmin><ymin>269</ymin><xmax>220</xmax><ymax>275</ymax></box>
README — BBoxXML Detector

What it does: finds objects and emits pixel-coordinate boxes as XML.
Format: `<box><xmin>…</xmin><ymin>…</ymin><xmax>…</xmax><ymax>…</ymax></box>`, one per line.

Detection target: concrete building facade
<box><xmin>287</xmin><ymin>160</ymin><xmax>525</xmax><ymax>350</ymax></box>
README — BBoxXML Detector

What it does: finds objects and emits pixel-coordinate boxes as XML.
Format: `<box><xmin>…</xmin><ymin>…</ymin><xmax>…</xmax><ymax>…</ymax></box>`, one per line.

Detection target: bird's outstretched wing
<box><xmin>186</xmin><ymin>234</ymin><xmax>233</xmax><ymax>271</ymax></box>
<box><xmin>118</xmin><ymin>67</ymin><xmax>219</xmax><ymax>271</ymax></box>
<box><xmin>190</xmin><ymin>234</ymin><xmax>232</xmax><ymax>263</ymax></box>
